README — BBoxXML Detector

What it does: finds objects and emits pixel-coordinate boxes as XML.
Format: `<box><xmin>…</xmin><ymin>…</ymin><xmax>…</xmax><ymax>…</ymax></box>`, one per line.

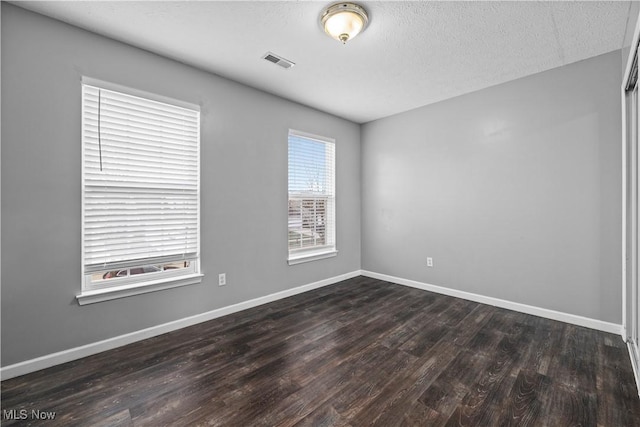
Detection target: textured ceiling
<box><xmin>10</xmin><ymin>1</ymin><xmax>634</xmax><ymax>123</ymax></box>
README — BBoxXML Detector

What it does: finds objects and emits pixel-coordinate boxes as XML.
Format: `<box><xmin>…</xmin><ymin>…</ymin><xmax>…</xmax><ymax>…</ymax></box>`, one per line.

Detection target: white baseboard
<box><xmin>0</xmin><ymin>270</ymin><xmax>361</xmax><ymax>381</ymax></box>
<box><xmin>628</xmin><ymin>341</ymin><xmax>640</xmax><ymax>398</ymax></box>
<box><xmin>361</xmin><ymin>270</ymin><xmax>623</xmax><ymax>335</ymax></box>
<box><xmin>2</xmin><ymin>270</ymin><xmax>624</xmax><ymax>381</ymax></box>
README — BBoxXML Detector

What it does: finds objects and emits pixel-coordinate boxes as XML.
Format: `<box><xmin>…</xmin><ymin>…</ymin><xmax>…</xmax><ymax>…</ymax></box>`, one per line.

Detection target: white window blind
<box><xmin>82</xmin><ymin>83</ymin><xmax>200</xmax><ymax>276</ymax></box>
<box><xmin>288</xmin><ymin>130</ymin><xmax>336</xmax><ymax>259</ymax></box>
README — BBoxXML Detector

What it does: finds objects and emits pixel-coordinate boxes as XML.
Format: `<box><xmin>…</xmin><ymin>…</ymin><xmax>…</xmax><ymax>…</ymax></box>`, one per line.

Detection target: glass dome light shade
<box><xmin>321</xmin><ymin>3</ymin><xmax>369</xmax><ymax>44</ymax></box>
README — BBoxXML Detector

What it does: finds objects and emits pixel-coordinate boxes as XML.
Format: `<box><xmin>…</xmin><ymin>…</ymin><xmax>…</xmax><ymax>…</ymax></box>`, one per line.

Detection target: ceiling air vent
<box><xmin>263</xmin><ymin>52</ymin><xmax>295</xmax><ymax>69</ymax></box>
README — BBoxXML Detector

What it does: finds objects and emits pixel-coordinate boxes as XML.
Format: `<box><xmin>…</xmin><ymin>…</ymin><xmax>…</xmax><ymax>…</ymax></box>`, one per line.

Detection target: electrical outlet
<box><xmin>427</xmin><ymin>257</ymin><xmax>433</xmax><ymax>267</ymax></box>
<box><xmin>218</xmin><ymin>273</ymin><xmax>226</xmax><ymax>286</ymax></box>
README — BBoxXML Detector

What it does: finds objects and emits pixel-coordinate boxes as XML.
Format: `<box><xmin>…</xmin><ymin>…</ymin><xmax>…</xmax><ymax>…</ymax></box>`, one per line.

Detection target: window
<box><xmin>79</xmin><ymin>79</ymin><xmax>201</xmax><ymax>304</ymax></box>
<box><xmin>288</xmin><ymin>129</ymin><xmax>336</xmax><ymax>264</ymax></box>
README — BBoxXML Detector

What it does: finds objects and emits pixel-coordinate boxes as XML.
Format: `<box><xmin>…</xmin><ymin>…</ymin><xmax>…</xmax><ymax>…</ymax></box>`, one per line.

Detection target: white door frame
<box><xmin>622</xmin><ymin>17</ymin><xmax>640</xmax><ymax>397</ymax></box>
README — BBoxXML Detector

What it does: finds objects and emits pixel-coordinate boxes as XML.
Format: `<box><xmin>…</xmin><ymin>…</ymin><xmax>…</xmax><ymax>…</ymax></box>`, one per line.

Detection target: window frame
<box><xmin>287</xmin><ymin>129</ymin><xmax>337</xmax><ymax>265</ymax></box>
<box><xmin>77</xmin><ymin>77</ymin><xmax>202</xmax><ymax>305</ymax></box>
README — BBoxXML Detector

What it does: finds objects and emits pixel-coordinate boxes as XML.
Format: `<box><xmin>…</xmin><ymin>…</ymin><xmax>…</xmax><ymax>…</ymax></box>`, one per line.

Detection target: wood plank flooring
<box><xmin>2</xmin><ymin>276</ymin><xmax>640</xmax><ymax>426</ymax></box>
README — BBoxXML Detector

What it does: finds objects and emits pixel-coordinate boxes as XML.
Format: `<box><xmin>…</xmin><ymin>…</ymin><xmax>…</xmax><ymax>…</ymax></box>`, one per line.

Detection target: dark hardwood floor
<box><xmin>2</xmin><ymin>276</ymin><xmax>640</xmax><ymax>426</ymax></box>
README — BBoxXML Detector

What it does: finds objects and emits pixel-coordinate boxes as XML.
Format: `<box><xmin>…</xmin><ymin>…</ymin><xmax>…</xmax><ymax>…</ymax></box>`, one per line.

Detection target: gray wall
<box><xmin>1</xmin><ymin>4</ymin><xmax>361</xmax><ymax>366</ymax></box>
<box><xmin>622</xmin><ymin>2</ymin><xmax>640</xmax><ymax>79</ymax></box>
<box><xmin>362</xmin><ymin>50</ymin><xmax>622</xmax><ymax>324</ymax></box>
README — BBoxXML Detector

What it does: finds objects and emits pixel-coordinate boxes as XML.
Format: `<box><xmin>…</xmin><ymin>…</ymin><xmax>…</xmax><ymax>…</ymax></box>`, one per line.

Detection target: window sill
<box><xmin>76</xmin><ymin>273</ymin><xmax>203</xmax><ymax>305</ymax></box>
<box><xmin>288</xmin><ymin>249</ymin><xmax>338</xmax><ymax>265</ymax></box>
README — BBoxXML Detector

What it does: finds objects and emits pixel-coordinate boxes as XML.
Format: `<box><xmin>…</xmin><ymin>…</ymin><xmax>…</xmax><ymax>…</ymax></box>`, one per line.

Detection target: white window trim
<box><xmin>287</xmin><ymin>129</ymin><xmax>337</xmax><ymax>264</ymax></box>
<box><xmin>81</xmin><ymin>76</ymin><xmax>199</xmax><ymax>111</ymax></box>
<box><xmin>76</xmin><ymin>273</ymin><xmax>204</xmax><ymax>305</ymax></box>
<box><xmin>79</xmin><ymin>77</ymin><xmax>202</xmax><ymax>303</ymax></box>
<box><xmin>287</xmin><ymin>249</ymin><xmax>338</xmax><ymax>265</ymax></box>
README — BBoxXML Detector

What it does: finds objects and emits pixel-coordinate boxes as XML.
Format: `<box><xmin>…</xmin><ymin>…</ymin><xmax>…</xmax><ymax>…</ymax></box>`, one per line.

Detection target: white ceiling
<box><xmin>11</xmin><ymin>1</ymin><xmax>635</xmax><ymax>123</ymax></box>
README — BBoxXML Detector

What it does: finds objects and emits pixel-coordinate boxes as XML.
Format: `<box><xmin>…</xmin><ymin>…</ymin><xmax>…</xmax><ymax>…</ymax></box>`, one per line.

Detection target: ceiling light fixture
<box><xmin>320</xmin><ymin>2</ymin><xmax>369</xmax><ymax>45</ymax></box>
